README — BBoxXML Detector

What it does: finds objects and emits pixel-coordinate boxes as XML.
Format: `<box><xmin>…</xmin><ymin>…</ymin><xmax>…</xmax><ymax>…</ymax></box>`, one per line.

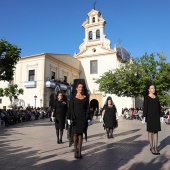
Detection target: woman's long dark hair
<box><xmin>71</xmin><ymin>79</ymin><xmax>88</xmax><ymax>99</ymax></box>
<box><xmin>103</xmin><ymin>96</ymin><xmax>114</xmax><ymax>109</ymax></box>
<box><xmin>144</xmin><ymin>81</ymin><xmax>157</xmax><ymax>97</ymax></box>
<box><xmin>56</xmin><ymin>91</ymin><xmax>67</xmax><ymax>103</ymax></box>
<box><xmin>67</xmin><ymin>79</ymin><xmax>89</xmax><ymax>119</ymax></box>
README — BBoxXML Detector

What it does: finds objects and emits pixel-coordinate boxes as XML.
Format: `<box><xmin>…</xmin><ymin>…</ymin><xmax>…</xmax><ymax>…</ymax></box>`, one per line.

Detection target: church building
<box><xmin>0</xmin><ymin>8</ymin><xmax>137</xmax><ymax>114</ymax></box>
<box><xmin>74</xmin><ymin>8</ymin><xmax>134</xmax><ymax>113</ymax></box>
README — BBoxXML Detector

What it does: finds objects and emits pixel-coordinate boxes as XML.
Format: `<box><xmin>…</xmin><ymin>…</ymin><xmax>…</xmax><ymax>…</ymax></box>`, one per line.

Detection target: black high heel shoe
<box><xmin>150</xmin><ymin>148</ymin><xmax>152</xmax><ymax>153</ymax></box>
<box><xmin>150</xmin><ymin>148</ymin><xmax>160</xmax><ymax>155</ymax></box>
<box><xmin>154</xmin><ymin>148</ymin><xmax>160</xmax><ymax>155</ymax></box>
<box><xmin>155</xmin><ymin>152</ymin><xmax>160</xmax><ymax>155</ymax></box>
<box><xmin>107</xmin><ymin>134</ymin><xmax>110</xmax><ymax>139</ymax></box>
<box><xmin>74</xmin><ymin>151</ymin><xmax>78</xmax><ymax>159</ymax></box>
<box><xmin>150</xmin><ymin>148</ymin><xmax>155</xmax><ymax>155</ymax></box>
<box><xmin>77</xmin><ymin>151</ymin><xmax>83</xmax><ymax>159</ymax></box>
<box><xmin>59</xmin><ymin>139</ymin><xmax>63</xmax><ymax>144</ymax></box>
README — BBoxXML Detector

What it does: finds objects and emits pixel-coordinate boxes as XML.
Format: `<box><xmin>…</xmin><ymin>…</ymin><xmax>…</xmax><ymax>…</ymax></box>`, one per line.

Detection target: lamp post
<box><xmin>34</xmin><ymin>95</ymin><xmax>37</xmax><ymax>108</ymax></box>
<box><xmin>40</xmin><ymin>99</ymin><xmax>42</xmax><ymax>107</ymax></box>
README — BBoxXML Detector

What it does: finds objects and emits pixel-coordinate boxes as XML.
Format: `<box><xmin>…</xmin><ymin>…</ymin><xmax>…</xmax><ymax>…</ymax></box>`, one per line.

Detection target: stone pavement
<box><xmin>0</xmin><ymin>117</ymin><xmax>170</xmax><ymax>170</ymax></box>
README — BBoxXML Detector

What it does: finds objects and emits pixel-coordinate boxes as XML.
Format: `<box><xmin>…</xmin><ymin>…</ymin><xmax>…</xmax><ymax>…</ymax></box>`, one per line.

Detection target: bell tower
<box><xmin>77</xmin><ymin>8</ymin><xmax>111</xmax><ymax>54</ymax></box>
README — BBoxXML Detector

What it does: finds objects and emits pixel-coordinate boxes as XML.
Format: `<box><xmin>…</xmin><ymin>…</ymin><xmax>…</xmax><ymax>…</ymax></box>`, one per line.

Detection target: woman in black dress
<box><xmin>143</xmin><ymin>82</ymin><xmax>164</xmax><ymax>155</ymax></box>
<box><xmin>102</xmin><ymin>96</ymin><xmax>118</xmax><ymax>138</ymax></box>
<box><xmin>51</xmin><ymin>92</ymin><xmax>68</xmax><ymax>144</ymax></box>
<box><xmin>68</xmin><ymin>79</ymin><xmax>89</xmax><ymax>159</ymax></box>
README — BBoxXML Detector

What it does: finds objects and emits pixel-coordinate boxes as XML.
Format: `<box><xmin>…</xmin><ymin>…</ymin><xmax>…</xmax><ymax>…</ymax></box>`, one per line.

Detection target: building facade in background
<box><xmin>0</xmin><ymin>53</ymin><xmax>80</xmax><ymax>109</ymax></box>
<box><xmin>74</xmin><ymin>9</ymin><xmax>137</xmax><ymax>114</ymax></box>
<box><xmin>0</xmin><ymin>8</ymin><xmax>143</xmax><ymax>114</ymax></box>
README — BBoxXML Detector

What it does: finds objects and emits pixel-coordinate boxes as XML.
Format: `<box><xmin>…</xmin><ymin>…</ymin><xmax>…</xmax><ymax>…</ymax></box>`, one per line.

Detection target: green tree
<box><xmin>94</xmin><ymin>52</ymin><xmax>170</xmax><ymax>106</ymax></box>
<box><xmin>0</xmin><ymin>39</ymin><xmax>21</xmax><ymax>81</ymax></box>
<box><xmin>0</xmin><ymin>88</ymin><xmax>3</xmax><ymax>97</ymax></box>
<box><xmin>163</xmin><ymin>90</ymin><xmax>170</xmax><ymax>107</ymax></box>
<box><xmin>0</xmin><ymin>84</ymin><xmax>24</xmax><ymax>105</ymax></box>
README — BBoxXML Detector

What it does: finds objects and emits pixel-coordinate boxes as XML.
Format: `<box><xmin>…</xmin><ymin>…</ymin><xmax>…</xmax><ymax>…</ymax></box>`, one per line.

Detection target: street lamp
<box><xmin>34</xmin><ymin>95</ymin><xmax>37</xmax><ymax>108</ymax></box>
<box><xmin>40</xmin><ymin>99</ymin><xmax>42</xmax><ymax>107</ymax></box>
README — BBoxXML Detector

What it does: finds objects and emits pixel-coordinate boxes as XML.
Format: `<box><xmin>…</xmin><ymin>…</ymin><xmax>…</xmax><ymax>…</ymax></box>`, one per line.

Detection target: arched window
<box><xmin>89</xmin><ymin>31</ymin><xmax>93</xmax><ymax>40</ymax></box>
<box><xmin>92</xmin><ymin>17</ymin><xmax>95</xmax><ymax>23</ymax></box>
<box><xmin>96</xmin><ymin>30</ymin><xmax>100</xmax><ymax>39</ymax></box>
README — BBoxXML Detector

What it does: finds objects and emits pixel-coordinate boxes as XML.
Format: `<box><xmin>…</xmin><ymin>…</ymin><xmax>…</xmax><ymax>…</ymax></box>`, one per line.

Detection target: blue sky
<box><xmin>0</xmin><ymin>0</ymin><xmax>170</xmax><ymax>62</ymax></box>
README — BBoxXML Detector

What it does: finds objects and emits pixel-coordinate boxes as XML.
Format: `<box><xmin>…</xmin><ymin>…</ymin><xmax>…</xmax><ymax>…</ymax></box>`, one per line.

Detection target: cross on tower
<box><xmin>93</xmin><ymin>1</ymin><xmax>96</xmax><ymax>9</ymax></box>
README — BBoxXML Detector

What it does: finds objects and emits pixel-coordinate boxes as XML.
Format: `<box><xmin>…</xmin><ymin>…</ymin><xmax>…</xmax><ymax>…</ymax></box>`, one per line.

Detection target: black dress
<box><xmin>53</xmin><ymin>100</ymin><xmax>67</xmax><ymax>129</ymax></box>
<box><xmin>104</xmin><ymin>105</ymin><xmax>117</xmax><ymax>128</ymax></box>
<box><xmin>69</xmin><ymin>97</ymin><xmax>89</xmax><ymax>134</ymax></box>
<box><xmin>143</xmin><ymin>96</ymin><xmax>163</xmax><ymax>132</ymax></box>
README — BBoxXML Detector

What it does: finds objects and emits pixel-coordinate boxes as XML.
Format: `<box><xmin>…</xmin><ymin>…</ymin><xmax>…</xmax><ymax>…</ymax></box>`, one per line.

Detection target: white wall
<box><xmin>79</xmin><ymin>54</ymin><xmax>133</xmax><ymax>115</ymax></box>
<box><xmin>0</xmin><ymin>53</ymin><xmax>80</xmax><ymax>109</ymax></box>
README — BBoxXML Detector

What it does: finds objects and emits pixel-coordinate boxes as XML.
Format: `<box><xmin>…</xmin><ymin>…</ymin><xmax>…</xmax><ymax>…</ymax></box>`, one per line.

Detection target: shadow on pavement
<box><xmin>158</xmin><ymin>135</ymin><xmax>170</xmax><ymax>152</ymax></box>
<box><xmin>127</xmin><ymin>154</ymin><xmax>169</xmax><ymax>170</ymax></box>
<box><xmin>0</xmin><ymin>120</ymin><xmax>169</xmax><ymax>170</ymax></box>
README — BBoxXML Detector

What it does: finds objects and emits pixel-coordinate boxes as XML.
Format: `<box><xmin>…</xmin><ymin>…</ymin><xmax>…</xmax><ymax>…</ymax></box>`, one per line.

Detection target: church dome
<box><xmin>116</xmin><ymin>47</ymin><xmax>131</xmax><ymax>62</ymax></box>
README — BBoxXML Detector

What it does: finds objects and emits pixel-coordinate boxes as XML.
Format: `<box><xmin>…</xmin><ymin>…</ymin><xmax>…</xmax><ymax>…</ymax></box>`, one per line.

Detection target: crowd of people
<box><xmin>0</xmin><ymin>107</ymin><xmax>51</xmax><ymax>127</ymax></box>
<box><xmin>122</xmin><ymin>107</ymin><xmax>143</xmax><ymax>121</ymax></box>
<box><xmin>163</xmin><ymin>108</ymin><xmax>170</xmax><ymax>124</ymax></box>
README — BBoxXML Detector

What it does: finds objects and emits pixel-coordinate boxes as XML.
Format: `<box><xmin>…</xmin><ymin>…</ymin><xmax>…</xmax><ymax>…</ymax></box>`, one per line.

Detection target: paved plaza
<box><xmin>0</xmin><ymin>117</ymin><xmax>170</xmax><ymax>170</ymax></box>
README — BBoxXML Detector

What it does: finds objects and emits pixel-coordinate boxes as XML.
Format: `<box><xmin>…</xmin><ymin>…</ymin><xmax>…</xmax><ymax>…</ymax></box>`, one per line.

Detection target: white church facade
<box><xmin>74</xmin><ymin>9</ymin><xmax>134</xmax><ymax>114</ymax></box>
<box><xmin>0</xmin><ymin>8</ymin><xmax>140</xmax><ymax>114</ymax></box>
